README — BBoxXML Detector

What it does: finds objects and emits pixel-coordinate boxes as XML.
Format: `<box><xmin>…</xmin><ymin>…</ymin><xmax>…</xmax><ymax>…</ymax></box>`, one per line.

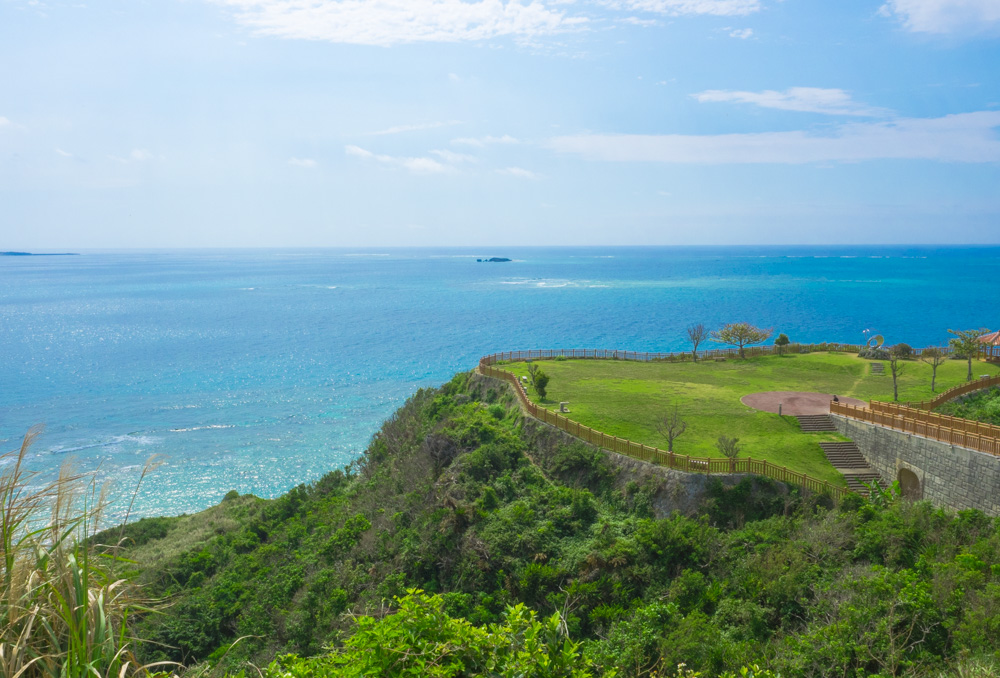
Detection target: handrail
<box><xmin>478</xmin><ymin>357</ymin><xmax>851</xmax><ymax>500</ymax></box>
<box><xmin>905</xmin><ymin>373</ymin><xmax>1000</xmax><ymax>410</ymax></box>
<box><xmin>480</xmin><ymin>343</ymin><xmax>950</xmax><ymax>367</ymax></box>
<box><xmin>868</xmin><ymin>400</ymin><xmax>1000</xmax><ymax>439</ymax></box>
<box><xmin>831</xmin><ymin>401</ymin><xmax>1000</xmax><ymax>458</ymax></box>
<box><xmin>480</xmin><ymin>343</ymin><xmax>866</xmax><ymax>366</ymax></box>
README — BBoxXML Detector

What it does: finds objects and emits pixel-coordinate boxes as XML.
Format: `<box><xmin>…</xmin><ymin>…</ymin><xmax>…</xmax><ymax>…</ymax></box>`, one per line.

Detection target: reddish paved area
<box><xmin>740</xmin><ymin>391</ymin><xmax>866</xmax><ymax>415</ymax></box>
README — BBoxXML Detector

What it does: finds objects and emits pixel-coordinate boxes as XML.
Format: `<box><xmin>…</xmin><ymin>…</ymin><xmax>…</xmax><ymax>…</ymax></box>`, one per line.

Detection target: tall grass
<box><xmin>0</xmin><ymin>428</ymin><xmax>171</xmax><ymax>678</ymax></box>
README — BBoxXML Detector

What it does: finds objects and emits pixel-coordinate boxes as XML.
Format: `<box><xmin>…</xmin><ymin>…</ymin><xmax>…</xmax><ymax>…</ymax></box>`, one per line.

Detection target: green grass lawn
<box><xmin>503</xmin><ymin>353</ymin><xmax>1000</xmax><ymax>486</ymax></box>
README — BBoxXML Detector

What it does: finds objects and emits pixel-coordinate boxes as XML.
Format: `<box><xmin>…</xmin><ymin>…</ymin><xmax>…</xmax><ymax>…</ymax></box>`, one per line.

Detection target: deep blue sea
<box><xmin>2</xmin><ymin>246</ymin><xmax>998</xmax><ymax>519</ymax></box>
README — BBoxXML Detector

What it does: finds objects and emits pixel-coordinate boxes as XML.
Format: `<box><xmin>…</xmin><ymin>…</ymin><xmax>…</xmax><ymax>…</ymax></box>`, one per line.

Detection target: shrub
<box><xmin>774</xmin><ymin>333</ymin><xmax>790</xmax><ymax>355</ymax></box>
<box><xmin>263</xmin><ymin>589</ymin><xmax>605</xmax><ymax>677</ymax></box>
<box><xmin>892</xmin><ymin>343</ymin><xmax>913</xmax><ymax>359</ymax></box>
<box><xmin>858</xmin><ymin>346</ymin><xmax>890</xmax><ymax>360</ymax></box>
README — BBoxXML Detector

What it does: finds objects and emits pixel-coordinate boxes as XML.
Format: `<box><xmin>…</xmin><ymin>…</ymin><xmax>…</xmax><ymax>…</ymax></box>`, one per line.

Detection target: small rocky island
<box><xmin>476</xmin><ymin>257</ymin><xmax>511</xmax><ymax>263</ymax></box>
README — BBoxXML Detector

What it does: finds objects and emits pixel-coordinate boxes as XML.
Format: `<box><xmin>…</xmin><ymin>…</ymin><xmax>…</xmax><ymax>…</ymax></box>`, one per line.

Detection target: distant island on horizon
<box><xmin>1</xmin><ymin>251</ymin><xmax>80</xmax><ymax>256</ymax></box>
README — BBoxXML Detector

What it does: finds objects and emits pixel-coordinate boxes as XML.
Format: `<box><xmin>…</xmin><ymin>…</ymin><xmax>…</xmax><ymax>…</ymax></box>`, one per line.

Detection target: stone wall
<box><xmin>832</xmin><ymin>415</ymin><xmax>1000</xmax><ymax>515</ymax></box>
<box><xmin>519</xmin><ymin>412</ymin><xmax>760</xmax><ymax>518</ymax></box>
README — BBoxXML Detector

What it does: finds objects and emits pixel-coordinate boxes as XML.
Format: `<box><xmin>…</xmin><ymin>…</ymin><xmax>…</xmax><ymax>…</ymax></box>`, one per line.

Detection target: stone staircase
<box><xmin>796</xmin><ymin>414</ymin><xmax>837</xmax><ymax>432</ymax></box>
<box><xmin>818</xmin><ymin>441</ymin><xmax>885</xmax><ymax>495</ymax></box>
<box><xmin>870</xmin><ymin>362</ymin><xmax>885</xmax><ymax>374</ymax></box>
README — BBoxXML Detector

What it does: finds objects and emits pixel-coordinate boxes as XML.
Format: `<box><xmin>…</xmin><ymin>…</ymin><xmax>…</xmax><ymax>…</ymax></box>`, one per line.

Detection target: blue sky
<box><xmin>2</xmin><ymin>0</ymin><xmax>1000</xmax><ymax>247</ymax></box>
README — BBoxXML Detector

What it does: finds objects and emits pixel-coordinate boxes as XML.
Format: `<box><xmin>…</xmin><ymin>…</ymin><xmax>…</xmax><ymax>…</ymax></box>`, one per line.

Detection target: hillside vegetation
<box><xmin>87</xmin><ymin>370</ymin><xmax>1000</xmax><ymax>677</ymax></box>
<box><xmin>938</xmin><ymin>387</ymin><xmax>1000</xmax><ymax>426</ymax></box>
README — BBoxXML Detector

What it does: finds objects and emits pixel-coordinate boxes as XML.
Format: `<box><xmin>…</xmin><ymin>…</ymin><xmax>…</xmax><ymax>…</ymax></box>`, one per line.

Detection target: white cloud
<box><xmin>345</xmin><ymin>144</ymin><xmax>450</xmax><ymax>173</ymax></box>
<box><xmin>693</xmin><ymin>87</ymin><xmax>888</xmax><ymax>117</ymax></box>
<box><xmin>109</xmin><ymin>148</ymin><xmax>155</xmax><ymax>163</ymax></box>
<box><xmin>0</xmin><ymin>116</ymin><xmax>10</xmax><ymax>127</ymax></box>
<box><xmin>548</xmin><ymin>111</ymin><xmax>1000</xmax><ymax>164</ymax></box>
<box><xmin>452</xmin><ymin>134</ymin><xmax>520</xmax><ymax>147</ymax></box>
<box><xmin>620</xmin><ymin>16</ymin><xmax>660</xmax><ymax>26</ymax></box>
<box><xmin>880</xmin><ymin>0</ymin><xmax>1000</xmax><ymax>35</ymax></box>
<box><xmin>728</xmin><ymin>27</ymin><xmax>752</xmax><ymax>38</ymax></box>
<box><xmin>497</xmin><ymin>166</ymin><xmax>538</xmax><ymax>178</ymax></box>
<box><xmin>209</xmin><ymin>0</ymin><xmax>585</xmax><ymax>46</ymax></box>
<box><xmin>345</xmin><ymin>145</ymin><xmax>375</xmax><ymax>159</ymax></box>
<box><xmin>370</xmin><ymin>120</ymin><xmax>462</xmax><ymax>136</ymax></box>
<box><xmin>448</xmin><ymin>73</ymin><xmax>462</xmax><ymax>82</ymax></box>
<box><xmin>431</xmin><ymin>149</ymin><xmax>478</xmax><ymax>163</ymax></box>
<box><xmin>604</xmin><ymin>0</ymin><xmax>760</xmax><ymax>17</ymax></box>
<box><xmin>288</xmin><ymin>157</ymin><xmax>318</xmax><ymax>168</ymax></box>
<box><xmin>398</xmin><ymin>156</ymin><xmax>448</xmax><ymax>173</ymax></box>
<box><xmin>55</xmin><ymin>148</ymin><xmax>72</xmax><ymax>157</ymax></box>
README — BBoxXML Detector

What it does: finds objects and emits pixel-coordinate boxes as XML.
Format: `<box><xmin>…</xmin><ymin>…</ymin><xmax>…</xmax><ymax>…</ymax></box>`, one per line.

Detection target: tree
<box><xmin>687</xmin><ymin>323</ymin><xmax>709</xmax><ymax>362</ymax></box>
<box><xmin>919</xmin><ymin>347</ymin><xmax>947</xmax><ymax>393</ymax></box>
<box><xmin>948</xmin><ymin>328</ymin><xmax>989</xmax><ymax>382</ymax></box>
<box><xmin>888</xmin><ymin>344</ymin><xmax>907</xmax><ymax>402</ymax></box>
<box><xmin>655</xmin><ymin>402</ymin><xmax>687</xmax><ymax>453</ymax></box>
<box><xmin>716</xmin><ymin>435</ymin><xmax>741</xmax><ymax>471</ymax></box>
<box><xmin>774</xmin><ymin>333</ymin><xmax>790</xmax><ymax>356</ymax></box>
<box><xmin>527</xmin><ymin>363</ymin><xmax>550</xmax><ymax>400</ymax></box>
<box><xmin>533</xmin><ymin>370</ymin><xmax>550</xmax><ymax>400</ymax></box>
<box><xmin>710</xmin><ymin>322</ymin><xmax>773</xmax><ymax>359</ymax></box>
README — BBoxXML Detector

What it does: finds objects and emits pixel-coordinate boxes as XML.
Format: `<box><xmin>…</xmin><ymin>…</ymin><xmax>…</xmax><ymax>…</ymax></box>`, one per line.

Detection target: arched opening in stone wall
<box><xmin>897</xmin><ymin>468</ymin><xmax>922</xmax><ymax>500</ymax></box>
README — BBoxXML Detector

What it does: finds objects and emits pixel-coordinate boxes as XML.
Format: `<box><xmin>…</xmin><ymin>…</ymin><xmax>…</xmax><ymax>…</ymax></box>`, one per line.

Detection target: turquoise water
<box><xmin>2</xmin><ymin>246</ymin><xmax>998</xmax><ymax>518</ymax></box>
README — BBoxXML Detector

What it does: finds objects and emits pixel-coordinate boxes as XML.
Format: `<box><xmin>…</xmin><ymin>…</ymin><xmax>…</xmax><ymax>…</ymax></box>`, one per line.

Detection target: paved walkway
<box><xmin>740</xmin><ymin>391</ymin><xmax>866</xmax><ymax>415</ymax></box>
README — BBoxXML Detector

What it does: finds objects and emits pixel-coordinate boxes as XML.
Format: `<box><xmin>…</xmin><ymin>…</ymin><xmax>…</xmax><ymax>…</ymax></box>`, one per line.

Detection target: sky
<box><xmin>2</xmin><ymin>0</ymin><xmax>1000</xmax><ymax>247</ymax></box>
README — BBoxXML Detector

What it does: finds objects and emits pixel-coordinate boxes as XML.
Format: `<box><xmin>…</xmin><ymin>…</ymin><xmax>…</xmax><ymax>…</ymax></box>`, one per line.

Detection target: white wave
<box><xmin>48</xmin><ymin>434</ymin><xmax>161</xmax><ymax>455</ymax></box>
<box><xmin>170</xmin><ymin>424</ymin><xmax>235</xmax><ymax>433</ymax></box>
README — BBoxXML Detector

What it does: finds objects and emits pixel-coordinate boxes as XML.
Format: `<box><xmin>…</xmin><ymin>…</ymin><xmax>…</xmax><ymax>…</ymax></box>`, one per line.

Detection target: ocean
<box><xmin>2</xmin><ymin>246</ymin><xmax>998</xmax><ymax>519</ymax></box>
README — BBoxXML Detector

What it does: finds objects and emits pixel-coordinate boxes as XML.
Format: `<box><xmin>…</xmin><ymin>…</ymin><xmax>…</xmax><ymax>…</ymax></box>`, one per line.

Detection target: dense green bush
<box><xmin>893</xmin><ymin>342</ymin><xmax>914</xmax><ymax>359</ymax></box>
<box><xmin>262</xmin><ymin>589</ymin><xmax>604</xmax><ymax>677</ymax></box>
<box><xmin>938</xmin><ymin>387</ymin><xmax>1000</xmax><ymax>426</ymax></box>
<box><xmin>103</xmin><ymin>371</ymin><xmax>1000</xmax><ymax>677</ymax></box>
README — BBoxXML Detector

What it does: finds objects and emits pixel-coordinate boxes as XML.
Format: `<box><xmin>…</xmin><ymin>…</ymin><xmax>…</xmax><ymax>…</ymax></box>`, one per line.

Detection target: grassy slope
<box><xmin>504</xmin><ymin>353</ymin><xmax>1000</xmax><ymax>485</ymax></box>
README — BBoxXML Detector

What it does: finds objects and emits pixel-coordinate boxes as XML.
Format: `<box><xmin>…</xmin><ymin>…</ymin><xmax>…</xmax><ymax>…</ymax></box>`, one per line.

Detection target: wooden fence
<box><xmin>868</xmin><ymin>400</ymin><xmax>1000</xmax><ymax>439</ymax></box>
<box><xmin>480</xmin><ymin>342</ymin><xmax>867</xmax><ymax>366</ymax></box>
<box><xmin>478</xmin><ymin>360</ymin><xmax>851</xmax><ymax>500</ymax></box>
<box><xmin>831</xmin><ymin>401</ymin><xmax>1000</xmax><ymax>458</ymax></box>
<box><xmin>906</xmin><ymin>373</ymin><xmax>1000</xmax><ymax>410</ymax></box>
